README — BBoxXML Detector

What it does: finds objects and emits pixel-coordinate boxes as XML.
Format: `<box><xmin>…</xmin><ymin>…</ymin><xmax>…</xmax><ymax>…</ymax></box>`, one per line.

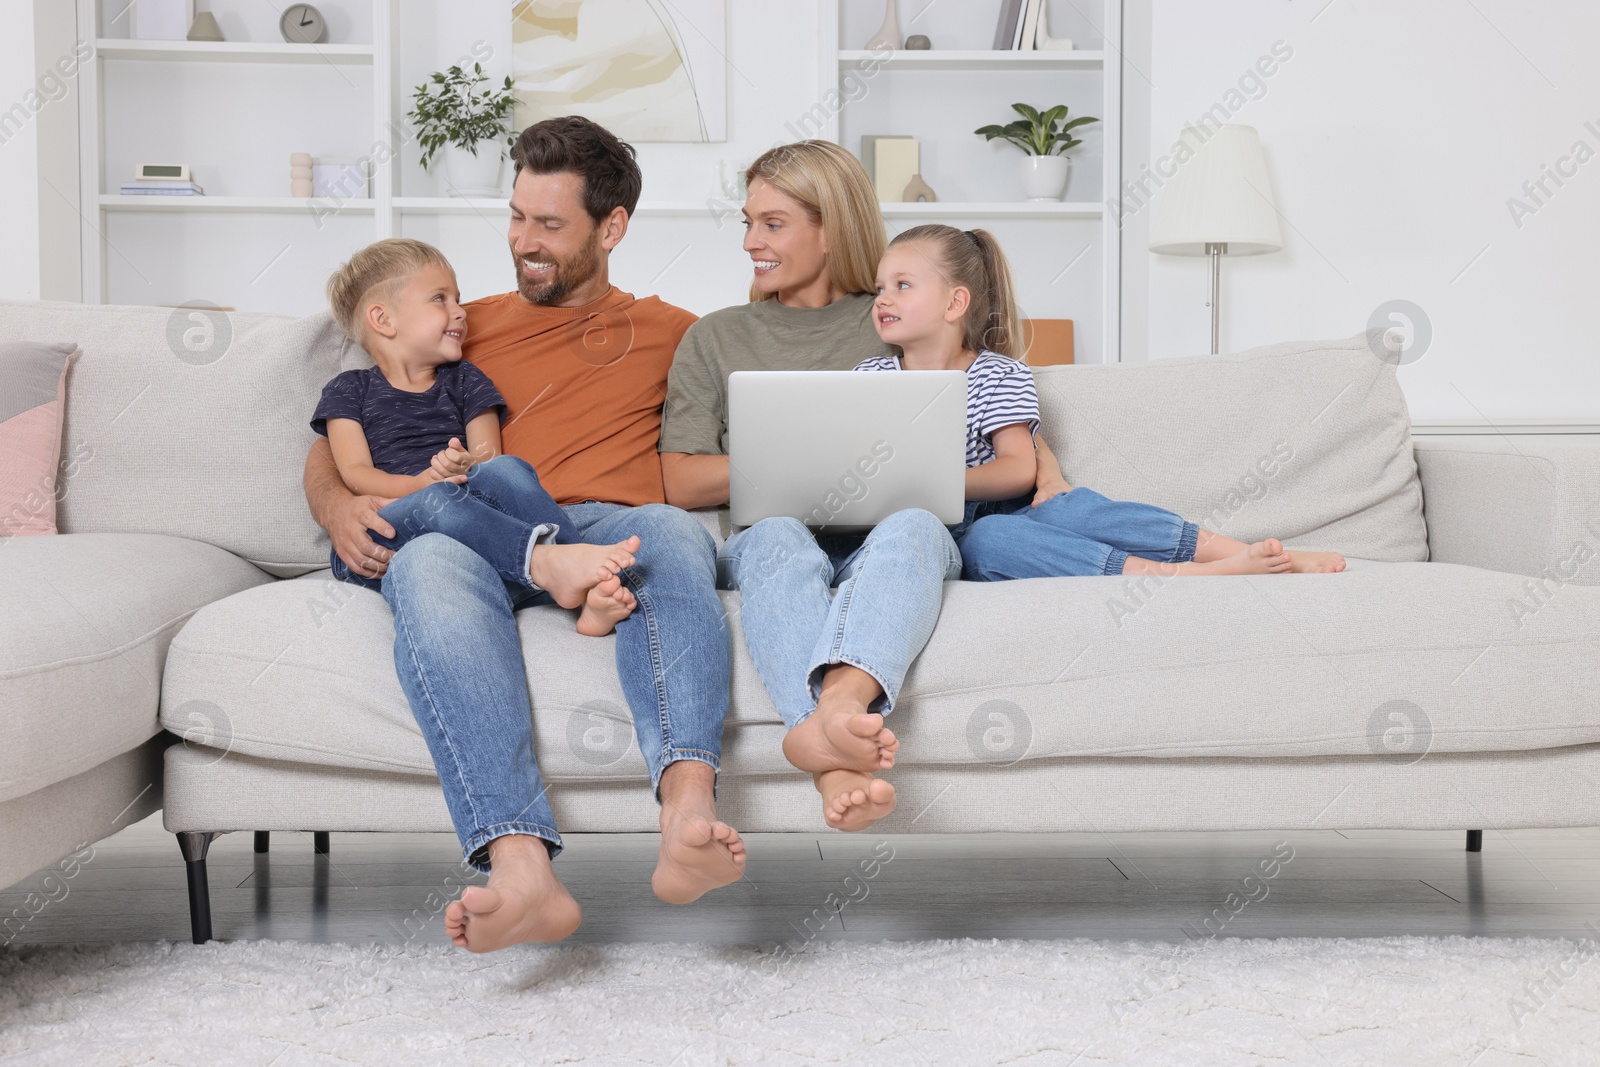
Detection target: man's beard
<box><xmin>512</xmin><ymin>228</ymin><xmax>603</xmax><ymax>306</ymax></box>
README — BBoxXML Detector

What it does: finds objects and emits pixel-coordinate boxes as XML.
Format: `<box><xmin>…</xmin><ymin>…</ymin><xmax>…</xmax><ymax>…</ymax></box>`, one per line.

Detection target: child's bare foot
<box><xmin>527</xmin><ymin>535</ymin><xmax>639</xmax><ymax>608</ymax></box>
<box><xmin>1214</xmin><ymin>538</ymin><xmax>1294</xmax><ymax>575</ymax></box>
<box><xmin>444</xmin><ymin>834</ymin><xmax>581</xmax><ymax>953</ymax></box>
<box><xmin>652</xmin><ymin>806</ymin><xmax>747</xmax><ymax>905</ymax></box>
<box><xmin>782</xmin><ymin>692</ymin><xmax>898</xmax><ymax>776</ymax></box>
<box><xmin>576</xmin><ymin>574</ymin><xmax>636</xmax><ymax>636</ymax></box>
<box><xmin>1290</xmin><ymin>549</ymin><xmax>1346</xmax><ymax>573</ymax></box>
<box><xmin>816</xmin><ymin>769</ymin><xmax>897</xmax><ymax>832</ymax></box>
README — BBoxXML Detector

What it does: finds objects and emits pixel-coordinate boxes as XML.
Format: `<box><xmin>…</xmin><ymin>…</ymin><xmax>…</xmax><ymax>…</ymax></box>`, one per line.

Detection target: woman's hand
<box><xmin>1031</xmin><ymin>477</ymin><xmax>1072</xmax><ymax>508</ymax></box>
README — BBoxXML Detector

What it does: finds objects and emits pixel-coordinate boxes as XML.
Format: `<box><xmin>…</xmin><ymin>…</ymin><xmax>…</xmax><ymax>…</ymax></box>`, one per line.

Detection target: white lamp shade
<box><xmin>1148</xmin><ymin>125</ymin><xmax>1283</xmax><ymax>256</ymax></box>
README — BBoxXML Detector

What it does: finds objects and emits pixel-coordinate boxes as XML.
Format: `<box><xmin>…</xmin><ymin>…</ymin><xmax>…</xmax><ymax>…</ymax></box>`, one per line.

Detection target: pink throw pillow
<box><xmin>0</xmin><ymin>341</ymin><xmax>76</xmax><ymax>537</ymax></box>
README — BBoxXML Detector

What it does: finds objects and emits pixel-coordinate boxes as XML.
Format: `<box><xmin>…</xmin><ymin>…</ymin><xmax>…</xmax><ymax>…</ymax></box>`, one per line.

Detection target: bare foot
<box><xmin>816</xmin><ymin>769</ymin><xmax>897</xmax><ymax>832</ymax></box>
<box><xmin>652</xmin><ymin>809</ymin><xmax>747</xmax><ymax>905</ymax></box>
<box><xmin>527</xmin><ymin>536</ymin><xmax>640</xmax><ymax>609</ymax></box>
<box><xmin>576</xmin><ymin>574</ymin><xmax>636</xmax><ymax>636</ymax></box>
<box><xmin>443</xmin><ymin>835</ymin><xmax>581</xmax><ymax>952</ymax></box>
<box><xmin>1290</xmin><ymin>549</ymin><xmax>1346</xmax><ymax>573</ymax></box>
<box><xmin>782</xmin><ymin>696</ymin><xmax>898</xmax><ymax>776</ymax></box>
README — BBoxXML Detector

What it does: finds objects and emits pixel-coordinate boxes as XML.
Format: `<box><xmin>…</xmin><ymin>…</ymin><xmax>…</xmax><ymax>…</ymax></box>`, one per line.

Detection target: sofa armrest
<box><xmin>1413</xmin><ymin>437</ymin><xmax>1600</xmax><ymax>582</ymax></box>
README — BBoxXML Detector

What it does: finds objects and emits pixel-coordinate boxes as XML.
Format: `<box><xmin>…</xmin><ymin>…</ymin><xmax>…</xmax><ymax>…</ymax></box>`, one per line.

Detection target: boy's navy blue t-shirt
<box><xmin>311</xmin><ymin>362</ymin><xmax>506</xmax><ymax>477</ymax></box>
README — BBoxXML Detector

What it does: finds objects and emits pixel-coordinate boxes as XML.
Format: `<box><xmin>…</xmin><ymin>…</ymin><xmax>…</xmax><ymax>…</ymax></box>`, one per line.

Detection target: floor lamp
<box><xmin>1148</xmin><ymin>125</ymin><xmax>1283</xmax><ymax>355</ymax></box>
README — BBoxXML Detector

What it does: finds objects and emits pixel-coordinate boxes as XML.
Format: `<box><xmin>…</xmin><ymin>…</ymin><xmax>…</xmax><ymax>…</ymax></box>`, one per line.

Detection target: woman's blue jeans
<box><xmin>717</xmin><ymin>509</ymin><xmax>961</xmax><ymax>727</ymax></box>
<box><xmin>330</xmin><ymin>455</ymin><xmax>576</xmax><ymax>591</ymax></box>
<box><xmin>957</xmin><ymin>487</ymin><xmax>1199</xmax><ymax>580</ymax></box>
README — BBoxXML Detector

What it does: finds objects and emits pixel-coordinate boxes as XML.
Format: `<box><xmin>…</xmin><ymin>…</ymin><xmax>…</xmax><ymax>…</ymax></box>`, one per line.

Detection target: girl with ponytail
<box><xmin>860</xmin><ymin>225</ymin><xmax>1346</xmax><ymax>578</ymax></box>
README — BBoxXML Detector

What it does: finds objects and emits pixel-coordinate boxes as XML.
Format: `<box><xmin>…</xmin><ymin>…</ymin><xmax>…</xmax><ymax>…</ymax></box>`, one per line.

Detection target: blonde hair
<box><xmin>890</xmin><ymin>225</ymin><xmax>1022</xmax><ymax>359</ymax></box>
<box><xmin>325</xmin><ymin>238</ymin><xmax>453</xmax><ymax>347</ymax></box>
<box><xmin>743</xmin><ymin>141</ymin><xmax>885</xmax><ymax>302</ymax></box>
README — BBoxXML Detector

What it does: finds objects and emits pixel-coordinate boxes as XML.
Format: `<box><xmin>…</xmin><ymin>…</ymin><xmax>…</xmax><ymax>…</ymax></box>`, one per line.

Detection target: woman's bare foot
<box><xmin>652</xmin><ymin>808</ymin><xmax>747</xmax><ymax>905</ymax></box>
<box><xmin>576</xmin><ymin>574</ymin><xmax>636</xmax><ymax>636</ymax></box>
<box><xmin>1289</xmin><ymin>549</ymin><xmax>1346</xmax><ymax>573</ymax></box>
<box><xmin>444</xmin><ymin>834</ymin><xmax>581</xmax><ymax>953</ymax></box>
<box><xmin>816</xmin><ymin>769</ymin><xmax>897</xmax><ymax>832</ymax></box>
<box><xmin>782</xmin><ymin>695</ymin><xmax>898</xmax><ymax>775</ymax></box>
<box><xmin>527</xmin><ymin>536</ymin><xmax>640</xmax><ymax>609</ymax></box>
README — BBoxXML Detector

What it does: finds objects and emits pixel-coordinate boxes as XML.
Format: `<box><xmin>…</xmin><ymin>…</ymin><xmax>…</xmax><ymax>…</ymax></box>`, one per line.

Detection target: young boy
<box><xmin>314</xmin><ymin>238</ymin><xmax>638</xmax><ymax>635</ymax></box>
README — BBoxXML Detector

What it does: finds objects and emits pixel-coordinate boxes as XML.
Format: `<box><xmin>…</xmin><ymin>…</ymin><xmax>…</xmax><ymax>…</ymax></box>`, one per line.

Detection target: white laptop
<box><xmin>727</xmin><ymin>370</ymin><xmax>967</xmax><ymax>531</ymax></box>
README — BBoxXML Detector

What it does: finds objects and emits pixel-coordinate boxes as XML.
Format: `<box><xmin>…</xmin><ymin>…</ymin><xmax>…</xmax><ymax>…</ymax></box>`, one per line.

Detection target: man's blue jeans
<box><xmin>379</xmin><ymin>502</ymin><xmax>728</xmax><ymax>870</ymax></box>
<box><xmin>958</xmin><ymin>487</ymin><xmax>1200</xmax><ymax>580</ymax></box>
<box><xmin>716</xmin><ymin>509</ymin><xmax>961</xmax><ymax>727</ymax></box>
<box><xmin>331</xmin><ymin>456</ymin><xmax>575</xmax><ymax>591</ymax></box>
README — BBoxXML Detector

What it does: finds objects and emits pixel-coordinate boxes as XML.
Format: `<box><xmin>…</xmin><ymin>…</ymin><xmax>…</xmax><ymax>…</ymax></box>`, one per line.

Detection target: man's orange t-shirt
<box><xmin>463</xmin><ymin>287</ymin><xmax>697</xmax><ymax>506</ymax></box>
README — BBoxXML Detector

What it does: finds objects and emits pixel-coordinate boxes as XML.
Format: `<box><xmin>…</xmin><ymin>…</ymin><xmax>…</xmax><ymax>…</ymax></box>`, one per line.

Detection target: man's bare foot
<box><xmin>652</xmin><ymin>810</ymin><xmax>747</xmax><ymax>905</ymax></box>
<box><xmin>816</xmin><ymin>769</ymin><xmax>897</xmax><ymax>832</ymax></box>
<box><xmin>1289</xmin><ymin>549</ymin><xmax>1346</xmax><ymax>573</ymax></box>
<box><xmin>527</xmin><ymin>536</ymin><xmax>640</xmax><ymax>609</ymax></box>
<box><xmin>444</xmin><ymin>835</ymin><xmax>581</xmax><ymax>953</ymax></box>
<box><xmin>576</xmin><ymin>574</ymin><xmax>636</xmax><ymax>636</ymax></box>
<box><xmin>782</xmin><ymin>696</ymin><xmax>898</xmax><ymax>775</ymax></box>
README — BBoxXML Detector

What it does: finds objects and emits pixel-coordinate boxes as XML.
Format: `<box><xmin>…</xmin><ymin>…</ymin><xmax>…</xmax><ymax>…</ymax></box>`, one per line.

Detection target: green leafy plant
<box><xmin>975</xmin><ymin>103</ymin><xmax>1099</xmax><ymax>157</ymax></box>
<box><xmin>408</xmin><ymin>63</ymin><xmax>517</xmax><ymax>172</ymax></box>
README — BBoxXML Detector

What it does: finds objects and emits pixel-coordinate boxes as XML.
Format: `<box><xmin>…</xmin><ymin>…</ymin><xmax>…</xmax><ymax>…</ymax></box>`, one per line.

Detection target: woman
<box><xmin>659</xmin><ymin>141</ymin><xmax>960</xmax><ymax>833</ymax></box>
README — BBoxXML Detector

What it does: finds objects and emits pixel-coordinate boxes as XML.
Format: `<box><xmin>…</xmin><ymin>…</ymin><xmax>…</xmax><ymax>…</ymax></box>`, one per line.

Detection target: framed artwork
<box><xmin>512</xmin><ymin>0</ymin><xmax>728</xmax><ymax>143</ymax></box>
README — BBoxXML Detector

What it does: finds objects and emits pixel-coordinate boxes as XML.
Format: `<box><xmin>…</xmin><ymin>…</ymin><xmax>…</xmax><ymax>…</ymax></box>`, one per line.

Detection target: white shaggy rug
<box><xmin>3</xmin><ymin>936</ymin><xmax>1598</xmax><ymax>1065</ymax></box>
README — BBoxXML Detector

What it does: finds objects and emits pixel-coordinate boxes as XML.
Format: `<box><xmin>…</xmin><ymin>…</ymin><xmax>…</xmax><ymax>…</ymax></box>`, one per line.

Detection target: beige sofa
<box><xmin>5</xmin><ymin>298</ymin><xmax>1600</xmax><ymax>945</ymax></box>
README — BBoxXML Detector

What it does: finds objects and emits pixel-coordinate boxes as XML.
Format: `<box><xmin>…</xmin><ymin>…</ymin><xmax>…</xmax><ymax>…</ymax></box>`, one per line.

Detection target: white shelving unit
<box><xmin>837</xmin><ymin>49</ymin><xmax>1105</xmax><ymax>71</ymax></box>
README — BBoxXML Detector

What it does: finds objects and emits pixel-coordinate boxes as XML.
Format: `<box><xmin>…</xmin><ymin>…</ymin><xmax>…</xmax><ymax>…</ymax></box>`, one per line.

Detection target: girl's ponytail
<box><xmin>967</xmin><ymin>229</ymin><xmax>1021</xmax><ymax>359</ymax></box>
<box><xmin>889</xmin><ymin>224</ymin><xmax>1024</xmax><ymax>360</ymax></box>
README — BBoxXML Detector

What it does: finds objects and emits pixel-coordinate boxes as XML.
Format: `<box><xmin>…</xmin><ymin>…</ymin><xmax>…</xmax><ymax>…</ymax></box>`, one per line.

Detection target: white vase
<box><xmin>1020</xmin><ymin>155</ymin><xmax>1071</xmax><ymax>201</ymax></box>
<box><xmin>442</xmin><ymin>142</ymin><xmax>504</xmax><ymax>198</ymax></box>
<box><xmin>864</xmin><ymin>0</ymin><xmax>900</xmax><ymax>50</ymax></box>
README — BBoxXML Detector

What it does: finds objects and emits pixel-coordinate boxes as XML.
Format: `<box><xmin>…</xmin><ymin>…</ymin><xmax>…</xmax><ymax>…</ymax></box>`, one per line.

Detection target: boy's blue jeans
<box><xmin>376</xmin><ymin>501</ymin><xmax>728</xmax><ymax>871</ymax></box>
<box><xmin>330</xmin><ymin>456</ymin><xmax>576</xmax><ymax>591</ymax></box>
<box><xmin>957</xmin><ymin>487</ymin><xmax>1200</xmax><ymax>580</ymax></box>
<box><xmin>717</xmin><ymin>509</ymin><xmax>961</xmax><ymax>726</ymax></box>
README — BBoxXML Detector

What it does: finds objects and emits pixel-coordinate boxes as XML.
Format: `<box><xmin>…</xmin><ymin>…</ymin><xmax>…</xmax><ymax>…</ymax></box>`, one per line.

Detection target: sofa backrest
<box><xmin>0</xmin><ymin>300</ymin><xmax>355</xmax><ymax>575</ymax></box>
<box><xmin>1033</xmin><ymin>332</ymin><xmax>1428</xmax><ymax>561</ymax></box>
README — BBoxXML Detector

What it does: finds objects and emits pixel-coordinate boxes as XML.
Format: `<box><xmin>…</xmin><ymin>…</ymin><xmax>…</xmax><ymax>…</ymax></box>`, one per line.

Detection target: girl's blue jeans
<box><xmin>956</xmin><ymin>486</ymin><xmax>1200</xmax><ymax>580</ymax></box>
<box><xmin>330</xmin><ymin>455</ymin><xmax>576</xmax><ymax>591</ymax></box>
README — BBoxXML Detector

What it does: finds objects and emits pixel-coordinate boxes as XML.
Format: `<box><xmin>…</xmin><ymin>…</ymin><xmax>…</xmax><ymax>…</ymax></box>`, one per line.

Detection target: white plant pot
<box><xmin>1020</xmin><ymin>155</ymin><xmax>1071</xmax><ymax>202</ymax></box>
<box><xmin>442</xmin><ymin>143</ymin><xmax>504</xmax><ymax>198</ymax></box>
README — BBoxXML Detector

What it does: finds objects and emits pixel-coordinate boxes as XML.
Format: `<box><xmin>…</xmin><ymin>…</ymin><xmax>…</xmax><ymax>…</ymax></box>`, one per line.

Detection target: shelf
<box><xmin>881</xmin><ymin>201</ymin><xmax>1101</xmax><ymax>219</ymax></box>
<box><xmin>100</xmin><ymin>195</ymin><xmax>375</xmax><ymax>214</ymax></box>
<box><xmin>391</xmin><ymin>198</ymin><xmax>1096</xmax><ymax>220</ymax></box>
<box><xmin>393</xmin><ymin>198</ymin><xmax>742</xmax><ymax>217</ymax></box>
<box><xmin>95</xmin><ymin>39</ymin><xmax>375</xmax><ymax>64</ymax></box>
<box><xmin>838</xmin><ymin>49</ymin><xmax>1103</xmax><ymax>71</ymax></box>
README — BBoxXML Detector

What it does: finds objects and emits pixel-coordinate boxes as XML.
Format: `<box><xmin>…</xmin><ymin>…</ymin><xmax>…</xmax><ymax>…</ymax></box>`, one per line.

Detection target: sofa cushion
<box><xmin>160</xmin><ymin>561</ymin><xmax>1600</xmax><ymax>782</ymax></box>
<box><xmin>1033</xmin><ymin>332</ymin><xmax>1428</xmax><ymax>562</ymax></box>
<box><xmin>0</xmin><ymin>340</ymin><xmax>75</xmax><ymax>537</ymax></box>
<box><xmin>0</xmin><ymin>301</ymin><xmax>355</xmax><ymax>576</ymax></box>
<box><xmin>0</xmin><ymin>533</ymin><xmax>271</xmax><ymax>803</ymax></box>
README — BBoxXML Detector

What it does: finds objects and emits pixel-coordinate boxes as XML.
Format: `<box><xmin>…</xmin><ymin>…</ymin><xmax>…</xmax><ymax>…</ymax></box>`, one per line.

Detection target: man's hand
<box><xmin>330</xmin><ymin>492</ymin><xmax>397</xmax><ymax>579</ymax></box>
<box><xmin>426</xmin><ymin>437</ymin><xmax>473</xmax><ymax>484</ymax></box>
<box><xmin>1031</xmin><ymin>477</ymin><xmax>1072</xmax><ymax>508</ymax></box>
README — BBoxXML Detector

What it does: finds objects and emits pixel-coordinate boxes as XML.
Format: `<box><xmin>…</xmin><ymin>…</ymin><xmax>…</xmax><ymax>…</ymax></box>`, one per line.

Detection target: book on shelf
<box><xmin>1018</xmin><ymin>0</ymin><xmax>1044</xmax><ymax>51</ymax></box>
<box><xmin>992</xmin><ymin>0</ymin><xmax>1044</xmax><ymax>50</ymax></box>
<box><xmin>118</xmin><ymin>180</ymin><xmax>205</xmax><ymax>195</ymax></box>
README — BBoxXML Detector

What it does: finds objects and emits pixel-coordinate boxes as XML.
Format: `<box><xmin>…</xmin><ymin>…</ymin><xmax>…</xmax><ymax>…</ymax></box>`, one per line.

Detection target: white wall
<box><xmin>0</xmin><ymin>1</ymin><xmax>41</xmax><ymax>301</ymax></box>
<box><xmin>1130</xmin><ymin>0</ymin><xmax>1600</xmax><ymax>423</ymax></box>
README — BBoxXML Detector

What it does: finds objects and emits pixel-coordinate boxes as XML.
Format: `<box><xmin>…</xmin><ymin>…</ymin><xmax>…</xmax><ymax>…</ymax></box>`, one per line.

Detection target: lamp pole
<box><xmin>1205</xmin><ymin>241</ymin><xmax>1227</xmax><ymax>355</ymax></box>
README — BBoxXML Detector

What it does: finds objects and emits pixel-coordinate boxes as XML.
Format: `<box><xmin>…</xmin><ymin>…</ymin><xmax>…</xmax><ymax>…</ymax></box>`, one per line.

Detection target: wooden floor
<box><xmin>5</xmin><ymin>815</ymin><xmax>1600</xmax><ymax>947</ymax></box>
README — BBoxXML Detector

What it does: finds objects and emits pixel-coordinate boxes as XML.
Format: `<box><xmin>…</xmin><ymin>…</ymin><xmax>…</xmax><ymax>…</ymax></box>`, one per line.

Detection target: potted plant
<box><xmin>408</xmin><ymin>63</ymin><xmax>517</xmax><ymax>197</ymax></box>
<box><xmin>975</xmin><ymin>103</ymin><xmax>1099</xmax><ymax>202</ymax></box>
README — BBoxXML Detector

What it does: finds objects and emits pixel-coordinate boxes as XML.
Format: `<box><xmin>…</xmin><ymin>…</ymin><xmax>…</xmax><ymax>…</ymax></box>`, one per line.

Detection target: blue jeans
<box><xmin>379</xmin><ymin>502</ymin><xmax>728</xmax><ymax>870</ymax></box>
<box><xmin>331</xmin><ymin>456</ymin><xmax>576</xmax><ymax>591</ymax></box>
<box><xmin>958</xmin><ymin>487</ymin><xmax>1199</xmax><ymax>580</ymax></box>
<box><xmin>717</xmin><ymin>509</ymin><xmax>961</xmax><ymax>727</ymax></box>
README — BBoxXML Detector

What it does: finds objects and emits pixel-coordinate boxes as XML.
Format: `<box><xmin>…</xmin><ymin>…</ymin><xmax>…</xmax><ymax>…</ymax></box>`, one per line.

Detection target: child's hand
<box><xmin>426</xmin><ymin>438</ymin><xmax>474</xmax><ymax>484</ymax></box>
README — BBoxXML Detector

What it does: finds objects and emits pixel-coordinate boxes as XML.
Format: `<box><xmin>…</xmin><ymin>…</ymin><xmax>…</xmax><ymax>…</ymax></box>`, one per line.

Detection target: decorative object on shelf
<box><xmin>132</xmin><ymin>0</ymin><xmax>194</xmax><ymax>41</ymax></box>
<box><xmin>1035</xmin><ymin>4</ymin><xmax>1074</xmax><ymax>51</ymax></box>
<box><xmin>1148</xmin><ymin>124</ymin><xmax>1283</xmax><ymax>355</ymax></box>
<box><xmin>905</xmin><ymin>34</ymin><xmax>931</xmax><ymax>51</ymax></box>
<box><xmin>121</xmin><ymin>164</ymin><xmax>203</xmax><ymax>196</ymax></box>
<box><xmin>186</xmin><ymin>11</ymin><xmax>225</xmax><ymax>42</ymax></box>
<box><xmin>864</xmin><ymin>0</ymin><xmax>901</xmax><ymax>50</ymax></box>
<box><xmin>716</xmin><ymin>160</ymin><xmax>748</xmax><ymax>201</ymax></box>
<box><xmin>313</xmin><ymin>159</ymin><xmax>369</xmax><ymax>200</ymax></box>
<box><xmin>410</xmin><ymin>63</ymin><xmax>517</xmax><ymax>198</ymax></box>
<box><xmin>279</xmin><ymin>4</ymin><xmax>328</xmax><ymax>44</ymax></box>
<box><xmin>289</xmin><ymin>153</ymin><xmax>313</xmax><ymax>198</ymax></box>
<box><xmin>513</xmin><ymin>0</ymin><xmax>727</xmax><ymax>143</ymax></box>
<box><xmin>902</xmin><ymin>174</ymin><xmax>937</xmax><ymax>203</ymax></box>
<box><xmin>1020</xmin><ymin>319</ymin><xmax>1074</xmax><ymax>366</ymax></box>
<box><xmin>862</xmin><ymin>136</ymin><xmax>919</xmax><ymax>203</ymax></box>
<box><xmin>976</xmin><ymin>102</ymin><xmax>1099</xmax><ymax>202</ymax></box>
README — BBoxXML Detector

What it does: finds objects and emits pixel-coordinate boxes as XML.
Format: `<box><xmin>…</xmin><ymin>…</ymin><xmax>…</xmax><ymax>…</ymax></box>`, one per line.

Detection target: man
<box><xmin>303</xmin><ymin>116</ymin><xmax>744</xmax><ymax>952</ymax></box>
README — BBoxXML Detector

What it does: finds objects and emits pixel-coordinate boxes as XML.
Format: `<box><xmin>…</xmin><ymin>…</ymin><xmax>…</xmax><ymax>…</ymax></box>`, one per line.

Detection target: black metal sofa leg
<box><xmin>177</xmin><ymin>832</ymin><xmax>218</xmax><ymax>944</ymax></box>
<box><xmin>1466</xmin><ymin>830</ymin><xmax>1483</xmax><ymax>852</ymax></box>
<box><xmin>254</xmin><ymin>831</ymin><xmax>270</xmax><ymax>854</ymax></box>
<box><xmin>314</xmin><ymin>831</ymin><xmax>330</xmax><ymax>855</ymax></box>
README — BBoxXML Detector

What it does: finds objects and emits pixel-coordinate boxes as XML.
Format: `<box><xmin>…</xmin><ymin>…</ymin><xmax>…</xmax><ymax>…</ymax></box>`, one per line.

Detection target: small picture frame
<box><xmin>131</xmin><ymin>0</ymin><xmax>196</xmax><ymax>41</ymax></box>
<box><xmin>312</xmin><ymin>160</ymin><xmax>371</xmax><ymax>200</ymax></box>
